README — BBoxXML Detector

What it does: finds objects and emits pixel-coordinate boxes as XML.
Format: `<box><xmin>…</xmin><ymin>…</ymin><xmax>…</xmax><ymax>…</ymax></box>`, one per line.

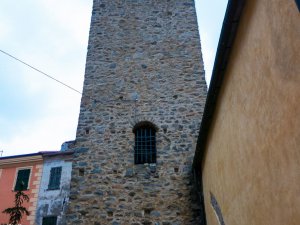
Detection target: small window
<box><xmin>48</xmin><ymin>167</ymin><xmax>62</xmax><ymax>190</ymax></box>
<box><xmin>134</xmin><ymin>124</ymin><xmax>156</xmax><ymax>164</ymax></box>
<box><xmin>42</xmin><ymin>216</ymin><xmax>57</xmax><ymax>225</ymax></box>
<box><xmin>295</xmin><ymin>0</ymin><xmax>300</xmax><ymax>11</ymax></box>
<box><xmin>14</xmin><ymin>169</ymin><xmax>31</xmax><ymax>191</ymax></box>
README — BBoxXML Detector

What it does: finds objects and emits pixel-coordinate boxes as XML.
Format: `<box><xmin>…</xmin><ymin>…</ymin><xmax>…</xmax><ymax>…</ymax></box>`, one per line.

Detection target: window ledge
<box><xmin>13</xmin><ymin>189</ymin><xmax>29</xmax><ymax>192</ymax></box>
<box><xmin>47</xmin><ymin>188</ymin><xmax>60</xmax><ymax>191</ymax></box>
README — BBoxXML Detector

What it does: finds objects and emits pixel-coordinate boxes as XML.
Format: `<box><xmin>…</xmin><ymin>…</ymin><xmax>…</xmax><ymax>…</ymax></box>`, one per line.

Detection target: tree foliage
<box><xmin>2</xmin><ymin>189</ymin><xmax>30</xmax><ymax>225</ymax></box>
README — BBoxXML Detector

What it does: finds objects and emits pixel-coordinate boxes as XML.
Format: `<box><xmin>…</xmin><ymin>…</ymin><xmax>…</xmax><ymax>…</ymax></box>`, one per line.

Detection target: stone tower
<box><xmin>67</xmin><ymin>0</ymin><xmax>207</xmax><ymax>224</ymax></box>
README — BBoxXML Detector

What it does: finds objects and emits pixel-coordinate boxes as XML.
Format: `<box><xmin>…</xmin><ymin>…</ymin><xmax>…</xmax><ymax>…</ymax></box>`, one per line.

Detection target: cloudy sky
<box><xmin>0</xmin><ymin>0</ymin><xmax>227</xmax><ymax>157</ymax></box>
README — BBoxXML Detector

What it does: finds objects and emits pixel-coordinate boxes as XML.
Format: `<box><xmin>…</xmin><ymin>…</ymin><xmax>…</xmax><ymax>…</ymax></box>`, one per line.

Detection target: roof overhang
<box><xmin>0</xmin><ymin>150</ymin><xmax>74</xmax><ymax>167</ymax></box>
<box><xmin>0</xmin><ymin>153</ymin><xmax>43</xmax><ymax>167</ymax></box>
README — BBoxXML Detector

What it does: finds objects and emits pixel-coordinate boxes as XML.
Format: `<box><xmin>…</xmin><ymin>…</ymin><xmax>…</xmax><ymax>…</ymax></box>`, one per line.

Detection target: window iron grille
<box><xmin>134</xmin><ymin>126</ymin><xmax>156</xmax><ymax>164</ymax></box>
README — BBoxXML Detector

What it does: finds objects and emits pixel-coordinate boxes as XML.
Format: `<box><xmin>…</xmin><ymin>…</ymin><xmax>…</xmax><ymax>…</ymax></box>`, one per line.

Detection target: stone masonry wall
<box><xmin>67</xmin><ymin>0</ymin><xmax>207</xmax><ymax>224</ymax></box>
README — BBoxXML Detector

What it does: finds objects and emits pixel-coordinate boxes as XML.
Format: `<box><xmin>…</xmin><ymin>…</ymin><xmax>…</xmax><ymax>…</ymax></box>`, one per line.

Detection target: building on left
<box><xmin>0</xmin><ymin>147</ymin><xmax>73</xmax><ymax>225</ymax></box>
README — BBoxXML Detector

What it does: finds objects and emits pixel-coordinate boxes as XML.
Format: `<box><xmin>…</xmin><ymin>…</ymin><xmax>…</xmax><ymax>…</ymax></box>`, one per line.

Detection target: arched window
<box><xmin>133</xmin><ymin>122</ymin><xmax>157</xmax><ymax>164</ymax></box>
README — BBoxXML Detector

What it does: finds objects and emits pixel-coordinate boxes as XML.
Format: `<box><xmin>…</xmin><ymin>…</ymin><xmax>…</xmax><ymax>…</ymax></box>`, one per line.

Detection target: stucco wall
<box><xmin>202</xmin><ymin>1</ymin><xmax>300</xmax><ymax>225</ymax></box>
<box><xmin>36</xmin><ymin>155</ymin><xmax>72</xmax><ymax>225</ymax></box>
<box><xmin>0</xmin><ymin>162</ymin><xmax>43</xmax><ymax>225</ymax></box>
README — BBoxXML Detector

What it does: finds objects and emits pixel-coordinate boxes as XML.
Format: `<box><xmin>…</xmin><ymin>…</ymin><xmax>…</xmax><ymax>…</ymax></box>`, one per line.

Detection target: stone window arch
<box><xmin>133</xmin><ymin>121</ymin><xmax>157</xmax><ymax>164</ymax></box>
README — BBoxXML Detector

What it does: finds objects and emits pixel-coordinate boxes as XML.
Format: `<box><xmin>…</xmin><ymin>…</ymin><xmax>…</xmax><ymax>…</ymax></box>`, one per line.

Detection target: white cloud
<box><xmin>0</xmin><ymin>0</ymin><xmax>92</xmax><ymax>156</ymax></box>
<box><xmin>0</xmin><ymin>0</ymin><xmax>227</xmax><ymax>156</ymax></box>
<box><xmin>201</xmin><ymin>31</ymin><xmax>217</xmax><ymax>85</ymax></box>
<box><xmin>0</xmin><ymin>15</ymin><xmax>12</xmax><ymax>42</ymax></box>
<box><xmin>195</xmin><ymin>0</ymin><xmax>228</xmax><ymax>86</ymax></box>
<box><xmin>0</xmin><ymin>113</ymin><xmax>79</xmax><ymax>156</ymax></box>
<box><xmin>37</xmin><ymin>0</ymin><xmax>92</xmax><ymax>45</ymax></box>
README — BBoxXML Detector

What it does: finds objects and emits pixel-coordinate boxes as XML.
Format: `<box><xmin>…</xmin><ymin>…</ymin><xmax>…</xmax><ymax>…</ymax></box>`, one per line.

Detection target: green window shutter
<box><xmin>15</xmin><ymin>169</ymin><xmax>30</xmax><ymax>191</ymax></box>
<box><xmin>48</xmin><ymin>167</ymin><xmax>62</xmax><ymax>190</ymax></box>
<box><xmin>42</xmin><ymin>216</ymin><xmax>57</xmax><ymax>225</ymax></box>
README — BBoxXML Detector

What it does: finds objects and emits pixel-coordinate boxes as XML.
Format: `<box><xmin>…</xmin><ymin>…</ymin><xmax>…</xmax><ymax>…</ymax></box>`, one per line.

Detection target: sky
<box><xmin>0</xmin><ymin>0</ymin><xmax>227</xmax><ymax>157</ymax></box>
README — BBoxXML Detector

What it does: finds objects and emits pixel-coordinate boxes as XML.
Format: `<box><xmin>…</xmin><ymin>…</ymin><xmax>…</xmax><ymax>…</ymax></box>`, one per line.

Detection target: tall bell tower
<box><xmin>67</xmin><ymin>0</ymin><xmax>207</xmax><ymax>224</ymax></box>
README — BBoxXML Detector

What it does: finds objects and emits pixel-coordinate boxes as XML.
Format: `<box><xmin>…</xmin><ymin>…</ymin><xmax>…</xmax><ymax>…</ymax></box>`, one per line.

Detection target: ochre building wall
<box><xmin>202</xmin><ymin>1</ymin><xmax>300</xmax><ymax>225</ymax></box>
<box><xmin>67</xmin><ymin>0</ymin><xmax>207</xmax><ymax>224</ymax></box>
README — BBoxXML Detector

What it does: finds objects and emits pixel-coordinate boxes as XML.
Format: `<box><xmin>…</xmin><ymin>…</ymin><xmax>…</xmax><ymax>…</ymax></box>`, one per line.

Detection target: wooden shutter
<box><xmin>15</xmin><ymin>169</ymin><xmax>30</xmax><ymax>191</ymax></box>
<box><xmin>42</xmin><ymin>216</ymin><xmax>57</xmax><ymax>225</ymax></box>
<box><xmin>48</xmin><ymin>167</ymin><xmax>62</xmax><ymax>190</ymax></box>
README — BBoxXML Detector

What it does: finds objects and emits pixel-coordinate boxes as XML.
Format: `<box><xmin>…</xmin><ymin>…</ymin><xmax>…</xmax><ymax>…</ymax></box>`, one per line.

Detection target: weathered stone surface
<box><xmin>67</xmin><ymin>0</ymin><xmax>207</xmax><ymax>224</ymax></box>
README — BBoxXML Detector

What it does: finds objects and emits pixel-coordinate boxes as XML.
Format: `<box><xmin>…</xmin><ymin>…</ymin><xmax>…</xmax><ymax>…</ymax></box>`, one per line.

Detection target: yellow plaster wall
<box><xmin>202</xmin><ymin>1</ymin><xmax>300</xmax><ymax>225</ymax></box>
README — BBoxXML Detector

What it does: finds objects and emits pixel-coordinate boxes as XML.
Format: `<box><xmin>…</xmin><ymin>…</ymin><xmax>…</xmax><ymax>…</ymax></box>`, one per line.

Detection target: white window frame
<box><xmin>12</xmin><ymin>166</ymin><xmax>33</xmax><ymax>191</ymax></box>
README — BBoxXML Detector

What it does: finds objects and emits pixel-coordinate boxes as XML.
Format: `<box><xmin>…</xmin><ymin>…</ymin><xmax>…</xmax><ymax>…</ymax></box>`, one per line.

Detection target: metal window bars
<box><xmin>134</xmin><ymin>126</ymin><xmax>156</xmax><ymax>164</ymax></box>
